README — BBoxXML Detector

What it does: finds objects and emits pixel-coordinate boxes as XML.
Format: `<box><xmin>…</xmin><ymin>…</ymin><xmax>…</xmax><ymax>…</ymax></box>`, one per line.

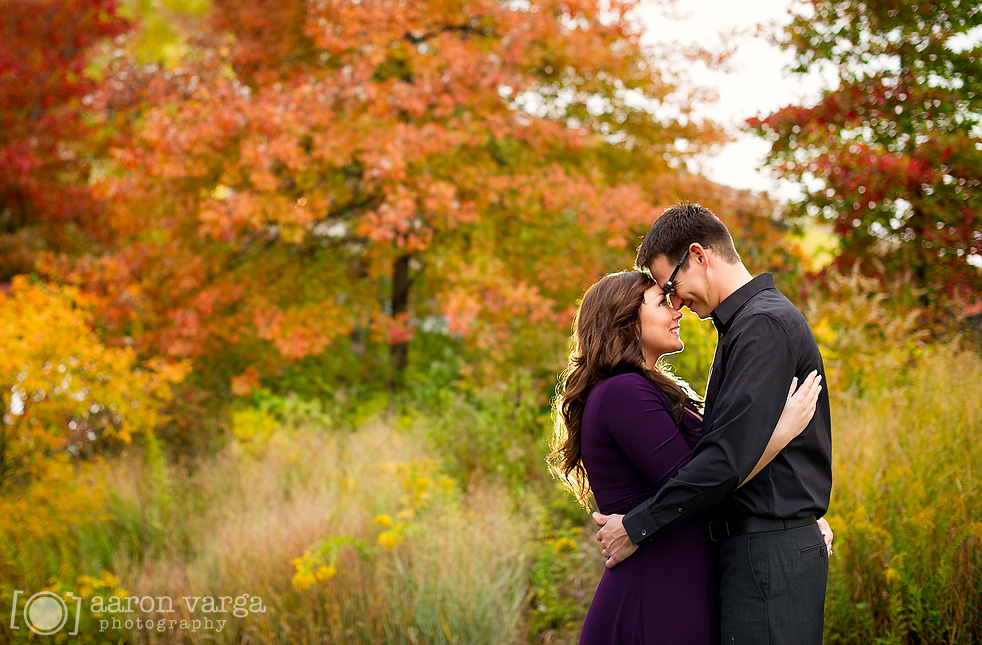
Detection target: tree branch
<box><xmin>403</xmin><ymin>22</ymin><xmax>497</xmax><ymax>45</ymax></box>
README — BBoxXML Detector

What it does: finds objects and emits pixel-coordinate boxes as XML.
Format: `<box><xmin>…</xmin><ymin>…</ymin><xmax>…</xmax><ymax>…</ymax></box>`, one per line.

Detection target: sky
<box><xmin>635</xmin><ymin>0</ymin><xmax>834</xmax><ymax>199</ymax></box>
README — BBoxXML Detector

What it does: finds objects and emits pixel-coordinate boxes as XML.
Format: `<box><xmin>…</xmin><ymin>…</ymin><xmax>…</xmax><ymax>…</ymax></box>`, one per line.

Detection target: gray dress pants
<box><xmin>716</xmin><ymin>521</ymin><xmax>829</xmax><ymax>644</ymax></box>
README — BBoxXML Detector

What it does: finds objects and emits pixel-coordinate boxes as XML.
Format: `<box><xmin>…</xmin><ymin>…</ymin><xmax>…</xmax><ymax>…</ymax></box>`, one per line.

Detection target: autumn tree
<box><xmin>0</xmin><ymin>0</ymin><xmax>130</xmax><ymax>280</ymax></box>
<box><xmin>751</xmin><ymin>0</ymin><xmax>982</xmax><ymax>306</ymax></box>
<box><xmin>0</xmin><ymin>276</ymin><xmax>187</xmax><ymax>493</ymax></box>
<box><xmin>47</xmin><ymin>0</ymin><xmax>730</xmax><ymax>403</ymax></box>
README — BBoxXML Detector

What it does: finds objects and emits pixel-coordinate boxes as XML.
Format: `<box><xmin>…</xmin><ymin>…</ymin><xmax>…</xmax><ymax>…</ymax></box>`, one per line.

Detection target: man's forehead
<box><xmin>646</xmin><ymin>255</ymin><xmax>674</xmax><ymax>281</ymax></box>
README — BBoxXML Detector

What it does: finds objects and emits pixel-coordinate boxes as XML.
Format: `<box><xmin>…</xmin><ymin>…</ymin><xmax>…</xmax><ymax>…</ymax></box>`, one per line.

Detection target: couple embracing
<box><xmin>551</xmin><ymin>202</ymin><xmax>833</xmax><ymax>644</ymax></box>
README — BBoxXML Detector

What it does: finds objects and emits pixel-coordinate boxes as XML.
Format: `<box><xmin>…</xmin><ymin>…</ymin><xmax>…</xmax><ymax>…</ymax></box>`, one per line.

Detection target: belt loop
<box><xmin>708</xmin><ymin>520</ymin><xmax>731</xmax><ymax>542</ymax></box>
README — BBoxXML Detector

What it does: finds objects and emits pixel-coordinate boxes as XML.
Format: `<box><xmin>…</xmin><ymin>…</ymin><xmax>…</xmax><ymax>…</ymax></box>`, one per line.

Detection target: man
<box><xmin>594</xmin><ymin>202</ymin><xmax>833</xmax><ymax>643</ymax></box>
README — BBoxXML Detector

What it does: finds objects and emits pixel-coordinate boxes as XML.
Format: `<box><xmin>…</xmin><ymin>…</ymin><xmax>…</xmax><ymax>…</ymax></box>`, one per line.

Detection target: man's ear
<box><xmin>689</xmin><ymin>243</ymin><xmax>710</xmax><ymax>266</ymax></box>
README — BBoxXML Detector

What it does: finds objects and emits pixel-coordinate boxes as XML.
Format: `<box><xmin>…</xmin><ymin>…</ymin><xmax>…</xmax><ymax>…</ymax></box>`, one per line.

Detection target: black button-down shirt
<box><xmin>623</xmin><ymin>273</ymin><xmax>832</xmax><ymax>544</ymax></box>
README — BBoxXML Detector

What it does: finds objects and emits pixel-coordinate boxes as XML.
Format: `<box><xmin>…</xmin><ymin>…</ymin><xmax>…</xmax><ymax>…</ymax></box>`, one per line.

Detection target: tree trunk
<box><xmin>389</xmin><ymin>253</ymin><xmax>411</xmax><ymax>391</ymax></box>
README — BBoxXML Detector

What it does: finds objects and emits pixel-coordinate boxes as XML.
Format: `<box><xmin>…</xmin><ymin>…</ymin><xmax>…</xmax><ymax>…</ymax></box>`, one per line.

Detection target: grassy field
<box><xmin>823</xmin><ymin>343</ymin><xmax>982</xmax><ymax>643</ymax></box>
<box><xmin>2</xmin><ymin>342</ymin><xmax>981</xmax><ymax>643</ymax></box>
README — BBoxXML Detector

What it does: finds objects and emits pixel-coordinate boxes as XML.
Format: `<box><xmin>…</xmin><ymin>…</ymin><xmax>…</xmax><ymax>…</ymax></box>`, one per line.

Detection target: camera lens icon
<box><xmin>24</xmin><ymin>592</ymin><xmax>68</xmax><ymax>635</ymax></box>
<box><xmin>9</xmin><ymin>589</ymin><xmax>81</xmax><ymax>636</ymax></box>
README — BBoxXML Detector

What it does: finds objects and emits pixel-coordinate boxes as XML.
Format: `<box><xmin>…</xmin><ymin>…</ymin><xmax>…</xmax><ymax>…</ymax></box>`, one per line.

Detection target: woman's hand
<box><xmin>818</xmin><ymin>517</ymin><xmax>834</xmax><ymax>556</ymax></box>
<box><xmin>740</xmin><ymin>370</ymin><xmax>822</xmax><ymax>487</ymax></box>
<box><xmin>775</xmin><ymin>370</ymin><xmax>822</xmax><ymax>443</ymax></box>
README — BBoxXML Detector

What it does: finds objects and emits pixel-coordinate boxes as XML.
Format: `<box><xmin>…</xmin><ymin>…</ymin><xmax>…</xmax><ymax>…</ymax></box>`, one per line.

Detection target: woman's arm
<box><xmin>598</xmin><ymin>374</ymin><xmax>699</xmax><ymax>489</ymax></box>
<box><xmin>739</xmin><ymin>370</ymin><xmax>822</xmax><ymax>487</ymax></box>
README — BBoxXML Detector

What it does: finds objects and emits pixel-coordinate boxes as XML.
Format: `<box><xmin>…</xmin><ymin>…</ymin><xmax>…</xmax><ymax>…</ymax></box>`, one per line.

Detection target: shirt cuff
<box><xmin>623</xmin><ymin>503</ymin><xmax>658</xmax><ymax>545</ymax></box>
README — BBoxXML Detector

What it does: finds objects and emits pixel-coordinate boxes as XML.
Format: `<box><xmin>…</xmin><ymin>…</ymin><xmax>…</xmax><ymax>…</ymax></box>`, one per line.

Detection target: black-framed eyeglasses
<box><xmin>661</xmin><ymin>245</ymin><xmax>710</xmax><ymax>307</ymax></box>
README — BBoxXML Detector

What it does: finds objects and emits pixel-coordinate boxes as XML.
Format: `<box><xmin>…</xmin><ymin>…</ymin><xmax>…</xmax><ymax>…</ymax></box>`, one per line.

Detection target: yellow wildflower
<box><xmin>377</xmin><ymin>528</ymin><xmax>406</xmax><ymax>550</ymax></box>
<box><xmin>292</xmin><ymin>571</ymin><xmax>317</xmax><ymax>591</ymax></box>
<box><xmin>437</xmin><ymin>475</ymin><xmax>456</xmax><ymax>494</ymax></box>
<box><xmin>314</xmin><ymin>565</ymin><xmax>337</xmax><ymax>582</ymax></box>
<box><xmin>374</xmin><ymin>514</ymin><xmax>394</xmax><ymax>528</ymax></box>
<box><xmin>100</xmin><ymin>572</ymin><xmax>120</xmax><ymax>588</ymax></box>
<box><xmin>77</xmin><ymin>576</ymin><xmax>96</xmax><ymax>600</ymax></box>
<box><xmin>552</xmin><ymin>537</ymin><xmax>579</xmax><ymax>554</ymax></box>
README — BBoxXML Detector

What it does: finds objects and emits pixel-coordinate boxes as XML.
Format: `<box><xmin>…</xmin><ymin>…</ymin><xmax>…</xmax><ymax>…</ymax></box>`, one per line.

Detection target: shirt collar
<box><xmin>710</xmin><ymin>273</ymin><xmax>776</xmax><ymax>335</ymax></box>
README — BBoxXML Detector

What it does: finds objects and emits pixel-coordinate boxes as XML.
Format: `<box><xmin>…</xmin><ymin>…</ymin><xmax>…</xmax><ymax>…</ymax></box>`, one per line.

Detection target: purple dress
<box><xmin>579</xmin><ymin>372</ymin><xmax>715</xmax><ymax>645</ymax></box>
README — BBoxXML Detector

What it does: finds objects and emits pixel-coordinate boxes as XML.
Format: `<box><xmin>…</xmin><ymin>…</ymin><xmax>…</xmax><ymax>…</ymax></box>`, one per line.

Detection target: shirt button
<box><xmin>640</xmin><ymin>529</ymin><xmax>647</xmax><ymax>536</ymax></box>
<box><xmin>677</xmin><ymin>507</ymin><xmax>683</xmax><ymax>512</ymax></box>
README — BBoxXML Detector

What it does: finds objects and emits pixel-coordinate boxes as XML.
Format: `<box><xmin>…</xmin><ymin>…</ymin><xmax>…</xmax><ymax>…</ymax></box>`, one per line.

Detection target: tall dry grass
<box><xmin>2</xmin><ymin>421</ymin><xmax>536</xmax><ymax>643</ymax></box>
<box><xmin>824</xmin><ymin>343</ymin><xmax>982</xmax><ymax>643</ymax></box>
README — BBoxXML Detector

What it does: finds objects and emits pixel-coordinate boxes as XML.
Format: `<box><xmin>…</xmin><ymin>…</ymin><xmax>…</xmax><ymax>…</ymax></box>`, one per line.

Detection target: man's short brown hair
<box><xmin>635</xmin><ymin>201</ymin><xmax>741</xmax><ymax>272</ymax></box>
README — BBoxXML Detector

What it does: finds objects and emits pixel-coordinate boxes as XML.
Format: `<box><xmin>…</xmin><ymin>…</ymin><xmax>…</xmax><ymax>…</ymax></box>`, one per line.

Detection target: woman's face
<box><xmin>639</xmin><ymin>284</ymin><xmax>684</xmax><ymax>367</ymax></box>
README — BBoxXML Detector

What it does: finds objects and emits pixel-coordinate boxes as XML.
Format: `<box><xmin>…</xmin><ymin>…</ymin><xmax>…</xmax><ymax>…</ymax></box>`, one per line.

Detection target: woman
<box><xmin>549</xmin><ymin>271</ymin><xmax>824</xmax><ymax>644</ymax></box>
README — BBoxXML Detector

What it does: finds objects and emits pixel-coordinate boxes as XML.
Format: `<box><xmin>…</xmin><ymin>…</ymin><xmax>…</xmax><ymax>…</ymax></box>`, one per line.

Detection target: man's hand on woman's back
<box><xmin>593</xmin><ymin>512</ymin><xmax>637</xmax><ymax>568</ymax></box>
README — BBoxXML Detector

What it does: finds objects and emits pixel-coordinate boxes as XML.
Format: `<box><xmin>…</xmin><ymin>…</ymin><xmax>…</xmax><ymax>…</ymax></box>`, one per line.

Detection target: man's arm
<box><xmin>740</xmin><ymin>370</ymin><xmax>821</xmax><ymax>487</ymax></box>
<box><xmin>597</xmin><ymin>315</ymin><xmax>796</xmax><ymax>565</ymax></box>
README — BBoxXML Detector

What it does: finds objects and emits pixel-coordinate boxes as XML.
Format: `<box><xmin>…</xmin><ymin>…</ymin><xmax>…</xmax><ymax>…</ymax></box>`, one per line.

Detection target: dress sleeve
<box><xmin>595</xmin><ymin>374</ymin><xmax>694</xmax><ymax>489</ymax></box>
<box><xmin>622</xmin><ymin>314</ymin><xmax>795</xmax><ymax>544</ymax></box>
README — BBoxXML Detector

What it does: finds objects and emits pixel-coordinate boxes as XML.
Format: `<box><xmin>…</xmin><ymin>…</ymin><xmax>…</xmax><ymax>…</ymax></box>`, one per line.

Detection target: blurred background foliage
<box><xmin>0</xmin><ymin>0</ymin><xmax>979</xmax><ymax>642</ymax></box>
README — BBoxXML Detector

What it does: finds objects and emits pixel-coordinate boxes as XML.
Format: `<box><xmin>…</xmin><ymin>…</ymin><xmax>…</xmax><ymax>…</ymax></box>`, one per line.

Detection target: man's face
<box><xmin>648</xmin><ymin>251</ymin><xmax>712</xmax><ymax>320</ymax></box>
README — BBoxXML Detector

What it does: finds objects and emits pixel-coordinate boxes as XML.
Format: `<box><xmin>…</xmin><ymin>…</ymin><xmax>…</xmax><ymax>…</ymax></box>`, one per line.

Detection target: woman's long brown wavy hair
<box><xmin>548</xmin><ymin>271</ymin><xmax>702</xmax><ymax>508</ymax></box>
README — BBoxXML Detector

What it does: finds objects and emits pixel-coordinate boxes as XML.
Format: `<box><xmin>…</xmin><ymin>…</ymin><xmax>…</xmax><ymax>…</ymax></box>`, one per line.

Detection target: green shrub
<box><xmin>524</xmin><ymin>484</ymin><xmax>603</xmax><ymax>644</ymax></box>
<box><xmin>416</xmin><ymin>369</ymin><xmax>554</xmax><ymax>495</ymax></box>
